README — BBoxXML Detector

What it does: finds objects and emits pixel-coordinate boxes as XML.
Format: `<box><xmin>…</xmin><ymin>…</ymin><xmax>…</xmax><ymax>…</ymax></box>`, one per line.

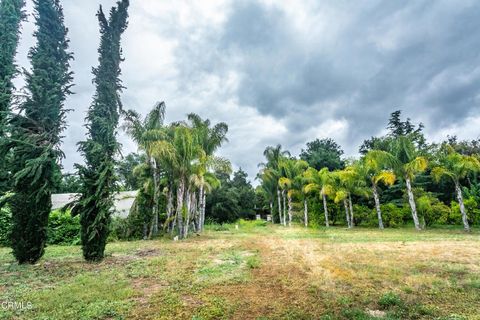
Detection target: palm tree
<box><xmin>432</xmin><ymin>146</ymin><xmax>480</xmax><ymax>231</ymax></box>
<box><xmin>360</xmin><ymin>150</ymin><xmax>397</xmax><ymax>229</ymax></box>
<box><xmin>259</xmin><ymin>145</ymin><xmax>290</xmax><ymax>225</ymax></box>
<box><xmin>304</xmin><ymin>167</ymin><xmax>334</xmax><ymax>227</ymax></box>
<box><xmin>278</xmin><ymin>158</ymin><xmax>309</xmax><ymax>226</ymax></box>
<box><xmin>334</xmin><ymin>166</ymin><xmax>365</xmax><ymax>228</ymax></box>
<box><xmin>187</xmin><ymin>114</ymin><xmax>228</xmax><ymax>231</ymax></box>
<box><xmin>391</xmin><ymin>136</ymin><xmax>428</xmax><ymax>230</ymax></box>
<box><xmin>122</xmin><ymin>102</ymin><xmax>166</xmax><ymax>237</ymax></box>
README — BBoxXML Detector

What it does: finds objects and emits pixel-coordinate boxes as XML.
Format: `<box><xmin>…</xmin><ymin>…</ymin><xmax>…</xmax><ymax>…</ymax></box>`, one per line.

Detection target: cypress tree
<box><xmin>0</xmin><ymin>0</ymin><xmax>25</xmax><ymax>194</ymax></box>
<box><xmin>74</xmin><ymin>0</ymin><xmax>129</xmax><ymax>262</ymax></box>
<box><xmin>8</xmin><ymin>0</ymin><xmax>73</xmax><ymax>264</ymax></box>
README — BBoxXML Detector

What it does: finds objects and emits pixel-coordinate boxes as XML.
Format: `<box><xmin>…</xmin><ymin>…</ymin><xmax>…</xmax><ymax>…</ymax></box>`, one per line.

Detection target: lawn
<box><xmin>1</xmin><ymin>222</ymin><xmax>480</xmax><ymax>320</ymax></box>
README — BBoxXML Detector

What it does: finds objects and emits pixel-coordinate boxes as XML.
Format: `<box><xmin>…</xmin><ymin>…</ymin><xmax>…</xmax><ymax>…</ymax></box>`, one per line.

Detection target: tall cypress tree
<box><xmin>8</xmin><ymin>0</ymin><xmax>73</xmax><ymax>264</ymax></box>
<box><xmin>0</xmin><ymin>0</ymin><xmax>25</xmax><ymax>194</ymax></box>
<box><xmin>74</xmin><ymin>0</ymin><xmax>129</xmax><ymax>262</ymax></box>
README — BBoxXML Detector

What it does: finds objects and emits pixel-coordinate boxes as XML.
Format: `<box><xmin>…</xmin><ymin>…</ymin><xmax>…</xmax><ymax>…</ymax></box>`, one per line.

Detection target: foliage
<box><xmin>7</xmin><ymin>0</ymin><xmax>73</xmax><ymax>264</ymax></box>
<box><xmin>55</xmin><ymin>173</ymin><xmax>83</xmax><ymax>193</ymax></box>
<box><xmin>417</xmin><ymin>194</ymin><xmax>451</xmax><ymax>227</ymax></box>
<box><xmin>451</xmin><ymin>197</ymin><xmax>480</xmax><ymax>225</ymax></box>
<box><xmin>74</xmin><ymin>0</ymin><xmax>129</xmax><ymax>261</ymax></box>
<box><xmin>117</xmin><ymin>153</ymin><xmax>145</xmax><ymax>191</ymax></box>
<box><xmin>47</xmin><ymin>210</ymin><xmax>80</xmax><ymax>245</ymax></box>
<box><xmin>300</xmin><ymin>138</ymin><xmax>344</xmax><ymax>171</ymax></box>
<box><xmin>0</xmin><ymin>207</ymin><xmax>12</xmax><ymax>246</ymax></box>
<box><xmin>0</xmin><ymin>0</ymin><xmax>25</xmax><ymax>195</ymax></box>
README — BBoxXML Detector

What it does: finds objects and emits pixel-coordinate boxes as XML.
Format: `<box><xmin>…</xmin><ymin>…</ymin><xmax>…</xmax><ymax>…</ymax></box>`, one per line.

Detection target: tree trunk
<box><xmin>184</xmin><ymin>187</ymin><xmax>191</xmax><ymax>238</ymax></box>
<box><xmin>269</xmin><ymin>201</ymin><xmax>274</xmax><ymax>223</ymax></box>
<box><xmin>201</xmin><ymin>188</ymin><xmax>206</xmax><ymax>231</ymax></box>
<box><xmin>455</xmin><ymin>180</ymin><xmax>470</xmax><ymax>232</ymax></box>
<box><xmin>149</xmin><ymin>158</ymin><xmax>160</xmax><ymax>238</ymax></box>
<box><xmin>282</xmin><ymin>189</ymin><xmax>287</xmax><ymax>226</ymax></box>
<box><xmin>348</xmin><ymin>193</ymin><xmax>354</xmax><ymax>227</ymax></box>
<box><xmin>166</xmin><ymin>186</ymin><xmax>174</xmax><ymax>233</ymax></box>
<box><xmin>322</xmin><ymin>194</ymin><xmax>329</xmax><ymax>227</ymax></box>
<box><xmin>176</xmin><ymin>179</ymin><xmax>185</xmax><ymax>239</ymax></box>
<box><xmin>287</xmin><ymin>192</ymin><xmax>292</xmax><ymax>227</ymax></box>
<box><xmin>372</xmin><ymin>183</ymin><xmax>384</xmax><ymax>229</ymax></box>
<box><xmin>344</xmin><ymin>199</ymin><xmax>351</xmax><ymax>228</ymax></box>
<box><xmin>304</xmin><ymin>198</ymin><xmax>308</xmax><ymax>227</ymax></box>
<box><xmin>277</xmin><ymin>188</ymin><xmax>283</xmax><ymax>225</ymax></box>
<box><xmin>405</xmin><ymin>177</ymin><xmax>421</xmax><ymax>230</ymax></box>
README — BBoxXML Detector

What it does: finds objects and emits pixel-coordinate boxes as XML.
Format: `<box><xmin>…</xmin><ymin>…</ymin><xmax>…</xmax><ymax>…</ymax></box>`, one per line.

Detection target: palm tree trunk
<box><xmin>166</xmin><ymin>186</ymin><xmax>174</xmax><ymax>233</ymax></box>
<box><xmin>287</xmin><ymin>192</ymin><xmax>292</xmax><ymax>226</ymax></box>
<box><xmin>176</xmin><ymin>179</ymin><xmax>185</xmax><ymax>239</ymax></box>
<box><xmin>150</xmin><ymin>159</ymin><xmax>160</xmax><ymax>237</ymax></box>
<box><xmin>405</xmin><ymin>177</ymin><xmax>421</xmax><ymax>230</ymax></box>
<box><xmin>269</xmin><ymin>201</ymin><xmax>274</xmax><ymax>223</ymax></box>
<box><xmin>277</xmin><ymin>188</ymin><xmax>282</xmax><ymax>225</ymax></box>
<box><xmin>282</xmin><ymin>189</ymin><xmax>287</xmax><ymax>226</ymax></box>
<box><xmin>322</xmin><ymin>194</ymin><xmax>329</xmax><ymax>227</ymax></box>
<box><xmin>344</xmin><ymin>199</ymin><xmax>351</xmax><ymax>228</ymax></box>
<box><xmin>455</xmin><ymin>180</ymin><xmax>470</xmax><ymax>231</ymax></box>
<box><xmin>184</xmin><ymin>187</ymin><xmax>191</xmax><ymax>238</ymax></box>
<box><xmin>303</xmin><ymin>198</ymin><xmax>308</xmax><ymax>227</ymax></box>
<box><xmin>200</xmin><ymin>187</ymin><xmax>206</xmax><ymax>231</ymax></box>
<box><xmin>348</xmin><ymin>193</ymin><xmax>354</xmax><ymax>227</ymax></box>
<box><xmin>372</xmin><ymin>183</ymin><xmax>384</xmax><ymax>229</ymax></box>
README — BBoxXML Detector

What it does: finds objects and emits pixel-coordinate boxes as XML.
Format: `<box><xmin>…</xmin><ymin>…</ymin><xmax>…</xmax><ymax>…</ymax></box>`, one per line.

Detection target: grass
<box><xmin>1</xmin><ymin>222</ymin><xmax>480</xmax><ymax>319</ymax></box>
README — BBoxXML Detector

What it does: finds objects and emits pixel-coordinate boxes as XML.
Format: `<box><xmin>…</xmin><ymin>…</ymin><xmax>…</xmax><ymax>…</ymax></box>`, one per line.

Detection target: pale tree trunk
<box><xmin>282</xmin><ymin>190</ymin><xmax>287</xmax><ymax>226</ymax></box>
<box><xmin>455</xmin><ymin>180</ymin><xmax>470</xmax><ymax>231</ymax></box>
<box><xmin>322</xmin><ymin>194</ymin><xmax>329</xmax><ymax>227</ymax></box>
<box><xmin>190</xmin><ymin>191</ymin><xmax>197</xmax><ymax>233</ymax></box>
<box><xmin>348</xmin><ymin>193</ymin><xmax>354</xmax><ymax>227</ymax></box>
<box><xmin>184</xmin><ymin>187</ymin><xmax>192</xmax><ymax>238</ymax></box>
<box><xmin>148</xmin><ymin>159</ymin><xmax>161</xmax><ymax>238</ymax></box>
<box><xmin>287</xmin><ymin>192</ymin><xmax>293</xmax><ymax>227</ymax></box>
<box><xmin>344</xmin><ymin>199</ymin><xmax>351</xmax><ymax>228</ymax></box>
<box><xmin>269</xmin><ymin>201</ymin><xmax>274</xmax><ymax>223</ymax></box>
<box><xmin>200</xmin><ymin>188</ymin><xmax>206</xmax><ymax>231</ymax></box>
<box><xmin>303</xmin><ymin>198</ymin><xmax>308</xmax><ymax>227</ymax></box>
<box><xmin>277</xmin><ymin>188</ymin><xmax>283</xmax><ymax>225</ymax></box>
<box><xmin>198</xmin><ymin>185</ymin><xmax>204</xmax><ymax>231</ymax></box>
<box><xmin>176</xmin><ymin>179</ymin><xmax>185</xmax><ymax>239</ymax></box>
<box><xmin>405</xmin><ymin>177</ymin><xmax>421</xmax><ymax>230</ymax></box>
<box><xmin>372</xmin><ymin>183</ymin><xmax>384</xmax><ymax>229</ymax></box>
<box><xmin>166</xmin><ymin>186</ymin><xmax>174</xmax><ymax>233</ymax></box>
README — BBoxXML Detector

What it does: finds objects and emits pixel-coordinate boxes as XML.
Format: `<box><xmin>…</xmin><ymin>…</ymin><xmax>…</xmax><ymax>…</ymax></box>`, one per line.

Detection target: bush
<box><xmin>47</xmin><ymin>210</ymin><xmax>81</xmax><ymax>245</ymax></box>
<box><xmin>451</xmin><ymin>197</ymin><xmax>480</xmax><ymax>225</ymax></box>
<box><xmin>378</xmin><ymin>292</ymin><xmax>403</xmax><ymax>309</ymax></box>
<box><xmin>417</xmin><ymin>194</ymin><xmax>451</xmax><ymax>227</ymax></box>
<box><xmin>0</xmin><ymin>207</ymin><xmax>12</xmax><ymax>247</ymax></box>
<box><xmin>379</xmin><ymin>203</ymin><xmax>406</xmax><ymax>227</ymax></box>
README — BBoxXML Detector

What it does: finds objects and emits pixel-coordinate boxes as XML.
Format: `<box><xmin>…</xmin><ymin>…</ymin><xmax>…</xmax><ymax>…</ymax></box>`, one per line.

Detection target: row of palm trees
<box><xmin>258</xmin><ymin>136</ymin><xmax>480</xmax><ymax>231</ymax></box>
<box><xmin>123</xmin><ymin>102</ymin><xmax>231</xmax><ymax>239</ymax></box>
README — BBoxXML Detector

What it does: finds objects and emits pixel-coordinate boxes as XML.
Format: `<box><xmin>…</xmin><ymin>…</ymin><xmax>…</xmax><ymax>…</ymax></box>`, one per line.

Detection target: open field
<box><xmin>1</xmin><ymin>223</ymin><xmax>480</xmax><ymax>320</ymax></box>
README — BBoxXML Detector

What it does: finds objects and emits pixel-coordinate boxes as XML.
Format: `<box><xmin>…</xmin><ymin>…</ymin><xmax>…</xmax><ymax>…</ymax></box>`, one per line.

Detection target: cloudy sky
<box><xmin>14</xmin><ymin>0</ymin><xmax>480</xmax><ymax>182</ymax></box>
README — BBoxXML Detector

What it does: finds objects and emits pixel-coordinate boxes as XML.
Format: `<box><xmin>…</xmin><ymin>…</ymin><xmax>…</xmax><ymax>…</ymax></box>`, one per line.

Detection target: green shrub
<box><xmin>378</xmin><ymin>292</ymin><xmax>403</xmax><ymax>309</ymax></box>
<box><xmin>47</xmin><ymin>210</ymin><xmax>81</xmax><ymax>245</ymax></box>
<box><xmin>0</xmin><ymin>207</ymin><xmax>12</xmax><ymax>247</ymax></box>
<box><xmin>451</xmin><ymin>197</ymin><xmax>480</xmax><ymax>225</ymax></box>
<box><xmin>379</xmin><ymin>203</ymin><xmax>406</xmax><ymax>227</ymax></box>
<box><xmin>417</xmin><ymin>194</ymin><xmax>451</xmax><ymax>226</ymax></box>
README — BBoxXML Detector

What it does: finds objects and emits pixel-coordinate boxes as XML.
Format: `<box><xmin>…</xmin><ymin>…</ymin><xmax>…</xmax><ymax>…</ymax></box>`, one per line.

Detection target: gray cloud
<box><xmin>12</xmin><ymin>0</ymin><xmax>480</xmax><ymax>182</ymax></box>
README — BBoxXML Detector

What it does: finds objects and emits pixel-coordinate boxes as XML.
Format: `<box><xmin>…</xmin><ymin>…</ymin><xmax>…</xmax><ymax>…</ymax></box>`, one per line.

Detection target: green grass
<box><xmin>0</xmin><ymin>222</ymin><xmax>479</xmax><ymax>319</ymax></box>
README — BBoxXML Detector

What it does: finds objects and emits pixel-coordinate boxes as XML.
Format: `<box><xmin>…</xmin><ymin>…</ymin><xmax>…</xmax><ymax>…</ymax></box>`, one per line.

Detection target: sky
<box><xmin>13</xmin><ymin>0</ymin><xmax>480</xmax><ymax>183</ymax></box>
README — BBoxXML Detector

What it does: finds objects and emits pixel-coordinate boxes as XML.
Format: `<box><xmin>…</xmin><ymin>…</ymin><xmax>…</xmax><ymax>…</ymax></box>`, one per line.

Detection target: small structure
<box><xmin>51</xmin><ymin>191</ymin><xmax>138</xmax><ymax>218</ymax></box>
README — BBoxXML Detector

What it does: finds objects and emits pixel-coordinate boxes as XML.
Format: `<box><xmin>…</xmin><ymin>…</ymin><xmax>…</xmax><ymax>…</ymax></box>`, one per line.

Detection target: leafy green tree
<box><xmin>432</xmin><ymin>146</ymin><xmax>480</xmax><ymax>231</ymax></box>
<box><xmin>0</xmin><ymin>0</ymin><xmax>25</xmax><ymax>194</ymax></box>
<box><xmin>300</xmin><ymin>138</ymin><xmax>344</xmax><ymax>171</ymax></box>
<box><xmin>56</xmin><ymin>173</ymin><xmax>82</xmax><ymax>193</ymax></box>
<box><xmin>278</xmin><ymin>158</ymin><xmax>309</xmax><ymax>226</ymax></box>
<box><xmin>74</xmin><ymin>0</ymin><xmax>129</xmax><ymax>261</ymax></box>
<box><xmin>8</xmin><ymin>0</ymin><xmax>73</xmax><ymax>264</ymax></box>
<box><xmin>117</xmin><ymin>153</ymin><xmax>145</xmax><ymax>191</ymax></box>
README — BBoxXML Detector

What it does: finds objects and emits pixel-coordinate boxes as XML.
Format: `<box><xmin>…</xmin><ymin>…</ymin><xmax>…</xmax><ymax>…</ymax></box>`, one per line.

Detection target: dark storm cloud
<box><xmin>13</xmin><ymin>0</ymin><xmax>480</xmax><ymax>181</ymax></box>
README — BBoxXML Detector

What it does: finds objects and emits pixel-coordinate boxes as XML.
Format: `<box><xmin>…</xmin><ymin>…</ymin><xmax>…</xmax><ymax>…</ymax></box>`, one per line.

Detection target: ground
<box><xmin>1</xmin><ymin>222</ymin><xmax>480</xmax><ymax>320</ymax></box>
